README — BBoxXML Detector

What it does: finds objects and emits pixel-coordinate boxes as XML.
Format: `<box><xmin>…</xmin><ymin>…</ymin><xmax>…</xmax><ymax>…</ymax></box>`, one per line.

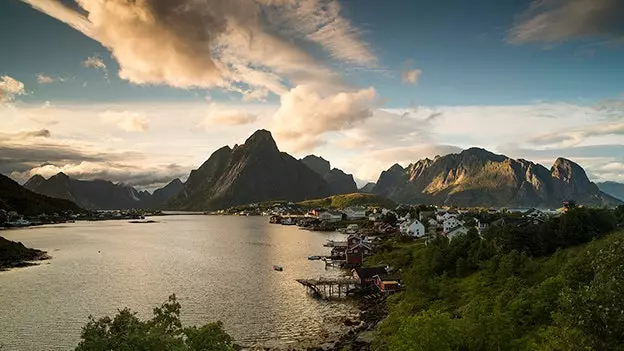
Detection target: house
<box><xmin>524</xmin><ymin>208</ymin><xmax>549</xmax><ymax>220</ymax></box>
<box><xmin>446</xmin><ymin>226</ymin><xmax>469</xmax><ymax>240</ymax></box>
<box><xmin>400</xmin><ymin>219</ymin><xmax>426</xmax><ymax>238</ymax></box>
<box><xmin>353</xmin><ymin>266</ymin><xmax>388</xmax><ymax>285</ymax></box>
<box><xmin>318</xmin><ymin>211</ymin><xmax>343</xmax><ymax>222</ymax></box>
<box><xmin>373</xmin><ymin>274</ymin><xmax>402</xmax><ymax>293</ymax></box>
<box><xmin>436</xmin><ymin>212</ymin><xmax>458</xmax><ymax>223</ymax></box>
<box><xmin>428</xmin><ymin>218</ymin><xmax>439</xmax><ymax>228</ymax></box>
<box><xmin>344</xmin><ymin>207</ymin><xmax>367</xmax><ymax>220</ymax></box>
<box><xmin>369</xmin><ymin>213</ymin><xmax>383</xmax><ymax>222</ymax></box>
<box><xmin>443</xmin><ymin>217</ymin><xmax>464</xmax><ymax>234</ymax></box>
<box><xmin>346</xmin><ymin>243</ymin><xmax>373</xmax><ymax>266</ymax></box>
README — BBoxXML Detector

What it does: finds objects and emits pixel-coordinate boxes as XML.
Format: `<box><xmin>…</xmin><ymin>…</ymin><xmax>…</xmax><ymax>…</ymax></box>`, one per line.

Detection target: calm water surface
<box><xmin>0</xmin><ymin>215</ymin><xmax>357</xmax><ymax>350</ymax></box>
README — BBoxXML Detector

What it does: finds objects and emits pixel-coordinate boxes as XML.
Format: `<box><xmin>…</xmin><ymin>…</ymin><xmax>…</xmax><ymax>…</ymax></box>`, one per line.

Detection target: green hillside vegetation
<box><xmin>371</xmin><ymin>205</ymin><xmax>624</xmax><ymax>350</ymax></box>
<box><xmin>299</xmin><ymin>193</ymin><xmax>396</xmax><ymax>209</ymax></box>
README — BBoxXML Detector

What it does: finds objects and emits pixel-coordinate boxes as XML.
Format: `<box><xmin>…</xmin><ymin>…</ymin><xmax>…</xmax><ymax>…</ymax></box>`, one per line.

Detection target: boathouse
<box><xmin>353</xmin><ymin>266</ymin><xmax>388</xmax><ymax>286</ymax></box>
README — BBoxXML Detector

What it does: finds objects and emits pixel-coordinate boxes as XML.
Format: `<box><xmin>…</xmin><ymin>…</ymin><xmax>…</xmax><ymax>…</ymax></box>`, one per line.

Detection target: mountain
<box><xmin>597</xmin><ymin>181</ymin><xmax>624</xmax><ymax>202</ymax></box>
<box><xmin>168</xmin><ymin>130</ymin><xmax>332</xmax><ymax>210</ymax></box>
<box><xmin>24</xmin><ymin>173</ymin><xmax>182</xmax><ymax>210</ymax></box>
<box><xmin>359</xmin><ymin>182</ymin><xmax>376</xmax><ymax>193</ymax></box>
<box><xmin>151</xmin><ymin>179</ymin><xmax>184</xmax><ymax>206</ymax></box>
<box><xmin>300</xmin><ymin>155</ymin><xmax>358</xmax><ymax>195</ymax></box>
<box><xmin>0</xmin><ymin>174</ymin><xmax>81</xmax><ymax>215</ymax></box>
<box><xmin>373</xmin><ymin>148</ymin><xmax>622</xmax><ymax>208</ymax></box>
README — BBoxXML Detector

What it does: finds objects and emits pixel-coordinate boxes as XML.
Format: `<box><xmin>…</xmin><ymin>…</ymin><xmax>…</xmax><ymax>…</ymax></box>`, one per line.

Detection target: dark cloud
<box><xmin>510</xmin><ymin>0</ymin><xmax>624</xmax><ymax>43</ymax></box>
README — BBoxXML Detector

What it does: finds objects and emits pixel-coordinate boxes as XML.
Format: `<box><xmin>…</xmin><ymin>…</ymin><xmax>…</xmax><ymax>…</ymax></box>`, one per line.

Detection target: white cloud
<box><xmin>36</xmin><ymin>74</ymin><xmax>66</xmax><ymax>84</ymax></box>
<box><xmin>272</xmin><ymin>85</ymin><xmax>376</xmax><ymax>152</ymax></box>
<box><xmin>83</xmin><ymin>55</ymin><xmax>108</xmax><ymax>77</ymax></box>
<box><xmin>509</xmin><ymin>0</ymin><xmax>624</xmax><ymax>43</ymax></box>
<box><xmin>201</xmin><ymin>103</ymin><xmax>259</xmax><ymax>127</ymax></box>
<box><xmin>401</xmin><ymin>69</ymin><xmax>422</xmax><ymax>84</ymax></box>
<box><xmin>100</xmin><ymin>111</ymin><xmax>150</xmax><ymax>132</ymax></box>
<box><xmin>530</xmin><ymin>121</ymin><xmax>624</xmax><ymax>147</ymax></box>
<box><xmin>0</xmin><ymin>76</ymin><xmax>26</xmax><ymax>103</ymax></box>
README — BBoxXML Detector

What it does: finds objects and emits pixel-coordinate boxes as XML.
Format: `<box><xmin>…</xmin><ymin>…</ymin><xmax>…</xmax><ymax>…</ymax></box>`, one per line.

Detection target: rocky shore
<box><xmin>0</xmin><ymin>236</ymin><xmax>50</xmax><ymax>270</ymax></box>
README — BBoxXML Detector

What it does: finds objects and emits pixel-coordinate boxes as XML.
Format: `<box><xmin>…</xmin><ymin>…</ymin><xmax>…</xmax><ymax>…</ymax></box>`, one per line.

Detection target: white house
<box><xmin>443</xmin><ymin>217</ymin><xmax>464</xmax><ymax>234</ymax></box>
<box><xmin>318</xmin><ymin>211</ymin><xmax>343</xmax><ymax>223</ymax></box>
<box><xmin>344</xmin><ymin>207</ymin><xmax>367</xmax><ymax>220</ymax></box>
<box><xmin>436</xmin><ymin>212</ymin><xmax>458</xmax><ymax>223</ymax></box>
<box><xmin>446</xmin><ymin>226</ymin><xmax>469</xmax><ymax>240</ymax></box>
<box><xmin>400</xmin><ymin>219</ymin><xmax>426</xmax><ymax>238</ymax></box>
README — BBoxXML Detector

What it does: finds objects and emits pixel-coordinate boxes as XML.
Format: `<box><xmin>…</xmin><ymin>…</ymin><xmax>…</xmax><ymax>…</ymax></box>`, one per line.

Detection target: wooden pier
<box><xmin>296</xmin><ymin>277</ymin><xmax>358</xmax><ymax>299</ymax></box>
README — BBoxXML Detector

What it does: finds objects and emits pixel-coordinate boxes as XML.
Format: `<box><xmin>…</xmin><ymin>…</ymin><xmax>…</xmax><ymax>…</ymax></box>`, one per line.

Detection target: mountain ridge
<box><xmin>0</xmin><ymin>174</ymin><xmax>82</xmax><ymax>215</ymax></box>
<box><xmin>373</xmin><ymin>148</ymin><xmax>621</xmax><ymax>208</ymax></box>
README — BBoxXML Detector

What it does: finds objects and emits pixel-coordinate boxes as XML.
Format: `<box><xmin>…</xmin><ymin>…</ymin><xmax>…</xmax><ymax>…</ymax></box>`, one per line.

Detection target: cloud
<box><xmin>0</xmin><ymin>129</ymin><xmax>51</xmax><ymax>140</ymax></box>
<box><xmin>530</xmin><ymin>121</ymin><xmax>624</xmax><ymax>147</ymax></box>
<box><xmin>36</xmin><ymin>74</ymin><xmax>66</xmax><ymax>84</ymax></box>
<box><xmin>401</xmin><ymin>69</ymin><xmax>422</xmax><ymax>84</ymax></box>
<box><xmin>272</xmin><ymin>85</ymin><xmax>376</xmax><ymax>152</ymax></box>
<box><xmin>100</xmin><ymin>111</ymin><xmax>150</xmax><ymax>132</ymax></box>
<box><xmin>20</xmin><ymin>0</ymin><xmax>373</xmax><ymax>92</ymax></box>
<box><xmin>509</xmin><ymin>0</ymin><xmax>624</xmax><ymax>43</ymax></box>
<box><xmin>83</xmin><ymin>55</ymin><xmax>108</xmax><ymax>76</ymax></box>
<box><xmin>201</xmin><ymin>103</ymin><xmax>259</xmax><ymax>127</ymax></box>
<box><xmin>19</xmin><ymin>162</ymin><xmax>189</xmax><ymax>188</ymax></box>
<box><xmin>0</xmin><ymin>76</ymin><xmax>25</xmax><ymax>103</ymax></box>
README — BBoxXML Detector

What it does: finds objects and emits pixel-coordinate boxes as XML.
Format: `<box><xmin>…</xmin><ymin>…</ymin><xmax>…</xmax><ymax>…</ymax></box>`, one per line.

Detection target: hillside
<box><xmin>0</xmin><ymin>174</ymin><xmax>81</xmax><ymax>215</ymax></box>
<box><xmin>371</xmin><ymin>206</ymin><xmax>624</xmax><ymax>349</ymax></box>
<box><xmin>168</xmin><ymin>130</ymin><xmax>332</xmax><ymax>210</ymax></box>
<box><xmin>373</xmin><ymin>148</ymin><xmax>621</xmax><ymax>208</ymax></box>
<box><xmin>0</xmin><ymin>236</ymin><xmax>47</xmax><ymax>270</ymax></box>
<box><xmin>298</xmin><ymin>193</ymin><xmax>396</xmax><ymax>209</ymax></box>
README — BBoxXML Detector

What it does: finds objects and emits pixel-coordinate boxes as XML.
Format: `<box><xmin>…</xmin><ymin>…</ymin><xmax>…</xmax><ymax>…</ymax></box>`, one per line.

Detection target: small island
<box><xmin>0</xmin><ymin>236</ymin><xmax>49</xmax><ymax>270</ymax></box>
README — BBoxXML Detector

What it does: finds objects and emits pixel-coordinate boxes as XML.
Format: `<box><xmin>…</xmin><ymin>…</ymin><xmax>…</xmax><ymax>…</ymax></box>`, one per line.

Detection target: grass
<box><xmin>299</xmin><ymin>193</ymin><xmax>396</xmax><ymax>209</ymax></box>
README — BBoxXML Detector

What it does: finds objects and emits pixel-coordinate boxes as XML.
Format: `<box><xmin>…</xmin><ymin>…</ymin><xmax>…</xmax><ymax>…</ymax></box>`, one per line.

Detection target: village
<box><xmin>260</xmin><ymin>202</ymin><xmax>563</xmax><ymax>299</ymax></box>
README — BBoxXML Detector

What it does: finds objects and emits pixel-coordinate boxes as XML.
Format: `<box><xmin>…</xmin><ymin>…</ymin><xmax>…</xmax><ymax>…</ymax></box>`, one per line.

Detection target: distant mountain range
<box><xmin>0</xmin><ymin>174</ymin><xmax>82</xmax><ymax>215</ymax></box>
<box><xmin>13</xmin><ymin>129</ymin><xmax>624</xmax><ymax>211</ymax></box>
<box><xmin>24</xmin><ymin>173</ymin><xmax>182</xmax><ymax>210</ymax></box>
<box><xmin>372</xmin><ymin>148</ymin><xmax>622</xmax><ymax>208</ymax></box>
<box><xmin>597</xmin><ymin>181</ymin><xmax>624</xmax><ymax>202</ymax></box>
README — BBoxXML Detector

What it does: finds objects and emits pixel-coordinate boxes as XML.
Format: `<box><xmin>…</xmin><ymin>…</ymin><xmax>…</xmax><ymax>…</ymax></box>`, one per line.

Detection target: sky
<box><xmin>1</xmin><ymin>0</ymin><xmax>624</xmax><ymax>190</ymax></box>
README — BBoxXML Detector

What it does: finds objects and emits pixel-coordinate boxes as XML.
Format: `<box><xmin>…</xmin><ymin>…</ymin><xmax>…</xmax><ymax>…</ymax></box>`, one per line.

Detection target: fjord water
<box><xmin>0</xmin><ymin>216</ymin><xmax>357</xmax><ymax>350</ymax></box>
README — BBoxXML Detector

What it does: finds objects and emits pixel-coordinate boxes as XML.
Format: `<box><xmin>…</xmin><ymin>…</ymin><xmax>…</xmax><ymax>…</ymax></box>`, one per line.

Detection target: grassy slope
<box><xmin>371</xmin><ymin>230</ymin><xmax>624</xmax><ymax>350</ymax></box>
<box><xmin>298</xmin><ymin>193</ymin><xmax>396</xmax><ymax>209</ymax></box>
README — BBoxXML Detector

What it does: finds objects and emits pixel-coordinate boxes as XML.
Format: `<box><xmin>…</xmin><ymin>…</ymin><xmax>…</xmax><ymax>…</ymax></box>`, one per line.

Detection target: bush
<box><xmin>75</xmin><ymin>295</ymin><xmax>234</xmax><ymax>351</ymax></box>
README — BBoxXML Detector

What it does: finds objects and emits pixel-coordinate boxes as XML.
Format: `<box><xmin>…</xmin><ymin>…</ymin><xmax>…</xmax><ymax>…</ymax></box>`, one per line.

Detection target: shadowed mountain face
<box><xmin>373</xmin><ymin>148</ymin><xmax>622</xmax><ymax>208</ymax></box>
<box><xmin>359</xmin><ymin>182</ymin><xmax>376</xmax><ymax>193</ymax></box>
<box><xmin>168</xmin><ymin>130</ymin><xmax>332</xmax><ymax>211</ymax></box>
<box><xmin>24</xmin><ymin>174</ymin><xmax>182</xmax><ymax>210</ymax></box>
<box><xmin>0</xmin><ymin>174</ymin><xmax>81</xmax><ymax>215</ymax></box>
<box><xmin>597</xmin><ymin>181</ymin><xmax>624</xmax><ymax>202</ymax></box>
<box><xmin>300</xmin><ymin>155</ymin><xmax>357</xmax><ymax>195</ymax></box>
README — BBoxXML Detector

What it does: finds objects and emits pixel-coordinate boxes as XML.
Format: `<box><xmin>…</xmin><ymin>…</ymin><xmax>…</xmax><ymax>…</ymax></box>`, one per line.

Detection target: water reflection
<box><xmin>0</xmin><ymin>216</ymin><xmax>357</xmax><ymax>350</ymax></box>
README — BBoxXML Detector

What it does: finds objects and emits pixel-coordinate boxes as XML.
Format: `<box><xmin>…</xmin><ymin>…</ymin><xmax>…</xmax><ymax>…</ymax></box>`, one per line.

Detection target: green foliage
<box><xmin>75</xmin><ymin>295</ymin><xmax>234</xmax><ymax>351</ymax></box>
<box><xmin>298</xmin><ymin>193</ymin><xmax>396</xmax><ymax>209</ymax></box>
<box><xmin>372</xmin><ymin>207</ymin><xmax>624</xmax><ymax>350</ymax></box>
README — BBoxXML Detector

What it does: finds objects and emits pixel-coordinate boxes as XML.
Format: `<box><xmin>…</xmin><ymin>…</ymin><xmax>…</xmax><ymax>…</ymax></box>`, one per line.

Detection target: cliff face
<box><xmin>300</xmin><ymin>155</ymin><xmax>358</xmax><ymax>195</ymax></box>
<box><xmin>24</xmin><ymin>173</ymin><xmax>181</xmax><ymax>210</ymax></box>
<box><xmin>0</xmin><ymin>174</ymin><xmax>81</xmax><ymax>215</ymax></box>
<box><xmin>168</xmin><ymin>130</ymin><xmax>332</xmax><ymax>210</ymax></box>
<box><xmin>373</xmin><ymin>148</ymin><xmax>622</xmax><ymax>208</ymax></box>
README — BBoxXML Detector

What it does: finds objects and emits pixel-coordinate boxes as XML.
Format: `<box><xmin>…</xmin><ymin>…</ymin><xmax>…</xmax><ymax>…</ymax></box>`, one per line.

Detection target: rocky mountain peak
<box><xmin>300</xmin><ymin>155</ymin><xmax>331</xmax><ymax>177</ymax></box>
<box><xmin>244</xmin><ymin>129</ymin><xmax>278</xmax><ymax>151</ymax></box>
<box><xmin>551</xmin><ymin>158</ymin><xmax>590</xmax><ymax>185</ymax></box>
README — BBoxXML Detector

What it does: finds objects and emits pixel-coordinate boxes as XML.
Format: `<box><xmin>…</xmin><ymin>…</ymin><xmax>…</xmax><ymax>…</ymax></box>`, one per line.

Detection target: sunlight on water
<box><xmin>0</xmin><ymin>216</ymin><xmax>357</xmax><ymax>350</ymax></box>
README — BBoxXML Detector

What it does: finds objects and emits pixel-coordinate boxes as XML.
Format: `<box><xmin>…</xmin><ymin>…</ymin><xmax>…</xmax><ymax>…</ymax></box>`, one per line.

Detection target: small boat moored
<box><xmin>308</xmin><ymin>255</ymin><xmax>322</xmax><ymax>260</ymax></box>
<box><xmin>273</xmin><ymin>265</ymin><xmax>284</xmax><ymax>271</ymax></box>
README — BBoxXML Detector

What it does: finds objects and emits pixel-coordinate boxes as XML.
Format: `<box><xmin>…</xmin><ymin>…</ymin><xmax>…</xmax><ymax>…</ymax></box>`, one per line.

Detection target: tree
<box><xmin>75</xmin><ymin>295</ymin><xmax>234</xmax><ymax>351</ymax></box>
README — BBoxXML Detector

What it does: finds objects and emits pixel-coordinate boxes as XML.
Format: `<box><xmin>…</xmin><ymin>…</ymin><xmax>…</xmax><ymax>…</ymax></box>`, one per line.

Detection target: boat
<box><xmin>273</xmin><ymin>265</ymin><xmax>284</xmax><ymax>271</ymax></box>
<box><xmin>280</xmin><ymin>217</ymin><xmax>296</xmax><ymax>225</ymax></box>
<box><xmin>308</xmin><ymin>255</ymin><xmax>322</xmax><ymax>260</ymax></box>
